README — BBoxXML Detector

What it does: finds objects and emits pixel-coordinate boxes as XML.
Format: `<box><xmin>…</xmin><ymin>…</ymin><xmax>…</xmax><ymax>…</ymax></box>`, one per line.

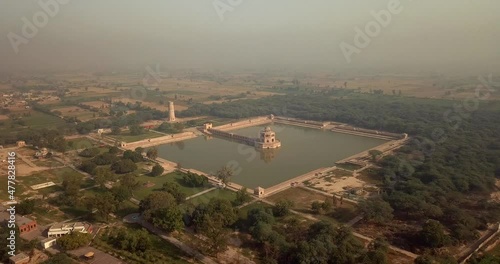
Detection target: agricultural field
<box><xmin>51</xmin><ymin>106</ymin><xmax>96</xmax><ymax>121</ymax></box>
<box><xmin>0</xmin><ymin>111</ymin><xmax>66</xmax><ymax>135</ymax></box>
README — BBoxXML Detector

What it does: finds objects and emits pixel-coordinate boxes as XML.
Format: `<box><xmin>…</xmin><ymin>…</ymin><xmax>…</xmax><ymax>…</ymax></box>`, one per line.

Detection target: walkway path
<box><xmin>17</xmin><ymin>153</ymin><xmax>37</xmax><ymax>167</ymax></box>
<box><xmin>186</xmin><ymin>187</ymin><xmax>216</xmax><ymax>200</ymax></box>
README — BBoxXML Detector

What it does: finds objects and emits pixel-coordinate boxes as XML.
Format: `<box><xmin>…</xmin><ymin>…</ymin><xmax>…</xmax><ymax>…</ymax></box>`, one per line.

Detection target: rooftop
<box><xmin>9</xmin><ymin>252</ymin><xmax>29</xmax><ymax>262</ymax></box>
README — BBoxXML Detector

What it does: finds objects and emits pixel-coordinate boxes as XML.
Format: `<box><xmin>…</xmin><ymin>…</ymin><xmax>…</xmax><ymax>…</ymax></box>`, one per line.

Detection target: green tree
<box><xmin>123</xmin><ymin>150</ymin><xmax>143</xmax><ymax>163</ymax></box>
<box><xmin>215</xmin><ymin>166</ymin><xmax>233</xmax><ymax>185</ymax></box>
<box><xmin>111</xmin><ymin>159</ymin><xmax>137</xmax><ymax>174</ymax></box>
<box><xmin>150</xmin><ymin>207</ymin><xmax>184</xmax><ymax>233</ymax></box>
<box><xmin>146</xmin><ymin>147</ymin><xmax>158</xmax><ymax>160</ymax></box>
<box><xmin>92</xmin><ymin>153</ymin><xmax>118</xmax><ymax>165</ymax></box>
<box><xmin>234</xmin><ymin>187</ymin><xmax>252</xmax><ymax>206</ymax></box>
<box><xmin>108</xmin><ymin>146</ymin><xmax>119</xmax><ymax>154</ymax></box>
<box><xmin>62</xmin><ymin>174</ymin><xmax>82</xmax><ymax>204</ymax></box>
<box><xmin>111</xmin><ymin>185</ymin><xmax>133</xmax><ymax>203</ymax></box>
<box><xmin>93</xmin><ymin>167</ymin><xmax>114</xmax><ymax>188</ymax></box>
<box><xmin>161</xmin><ymin>182</ymin><xmax>186</xmax><ymax>204</ymax></box>
<box><xmin>17</xmin><ymin>199</ymin><xmax>36</xmax><ymax>215</ymax></box>
<box><xmin>41</xmin><ymin>253</ymin><xmax>74</xmax><ymax>264</ymax></box>
<box><xmin>150</xmin><ymin>164</ymin><xmax>164</xmax><ymax>176</ymax></box>
<box><xmin>129</xmin><ymin>125</ymin><xmax>144</xmax><ymax>135</ymax></box>
<box><xmin>134</xmin><ymin>147</ymin><xmax>144</xmax><ymax>154</ymax></box>
<box><xmin>140</xmin><ymin>192</ymin><xmax>177</xmax><ymax>218</ymax></box>
<box><xmin>78</xmin><ymin>147</ymin><xmax>100</xmax><ymax>158</ymax></box>
<box><xmin>368</xmin><ymin>149</ymin><xmax>383</xmax><ymax>161</ymax></box>
<box><xmin>420</xmin><ymin>220</ymin><xmax>449</xmax><ymax>248</ymax></box>
<box><xmin>182</xmin><ymin>172</ymin><xmax>207</xmax><ymax>187</ymax></box>
<box><xmin>79</xmin><ymin>160</ymin><xmax>97</xmax><ymax>174</ymax></box>
<box><xmin>86</xmin><ymin>192</ymin><xmax>117</xmax><ymax>222</ymax></box>
<box><xmin>359</xmin><ymin>198</ymin><xmax>394</xmax><ymax>224</ymax></box>
<box><xmin>272</xmin><ymin>200</ymin><xmax>294</xmax><ymax>217</ymax></box>
<box><xmin>57</xmin><ymin>232</ymin><xmax>91</xmax><ymax>250</ymax></box>
<box><xmin>111</xmin><ymin>126</ymin><xmax>121</xmax><ymax>135</ymax></box>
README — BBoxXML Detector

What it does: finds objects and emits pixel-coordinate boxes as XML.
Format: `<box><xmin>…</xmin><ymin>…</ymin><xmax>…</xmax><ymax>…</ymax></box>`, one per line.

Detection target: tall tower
<box><xmin>168</xmin><ymin>101</ymin><xmax>176</xmax><ymax>121</ymax></box>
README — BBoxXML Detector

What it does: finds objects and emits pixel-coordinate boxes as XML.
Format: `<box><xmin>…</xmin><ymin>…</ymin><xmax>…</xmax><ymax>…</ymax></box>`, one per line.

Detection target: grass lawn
<box><xmin>116</xmin><ymin>200</ymin><xmax>139</xmax><ymax>218</ymax></box>
<box><xmin>81</xmin><ymin>186</ymin><xmax>107</xmax><ymax>198</ymax></box>
<box><xmin>133</xmin><ymin>171</ymin><xmax>210</xmax><ymax>200</ymax></box>
<box><xmin>108</xmin><ymin>130</ymin><xmax>164</xmax><ymax>143</ymax></box>
<box><xmin>23</xmin><ymin>111</ymin><xmax>66</xmax><ymax>128</ymax></box>
<box><xmin>0</xmin><ymin>111</ymin><xmax>67</xmax><ymax>135</ymax></box>
<box><xmin>67</xmin><ymin>137</ymin><xmax>97</xmax><ymax>150</ymax></box>
<box><xmin>19</xmin><ymin>167</ymin><xmax>85</xmax><ymax>186</ymax></box>
<box><xmin>32</xmin><ymin>158</ymin><xmax>64</xmax><ymax>167</ymax></box>
<box><xmin>187</xmin><ymin>188</ymin><xmax>236</xmax><ymax>206</ymax></box>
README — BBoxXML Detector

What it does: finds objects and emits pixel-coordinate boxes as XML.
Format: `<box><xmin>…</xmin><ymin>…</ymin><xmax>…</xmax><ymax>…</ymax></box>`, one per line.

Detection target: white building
<box><xmin>47</xmin><ymin>222</ymin><xmax>92</xmax><ymax>238</ymax></box>
<box><xmin>40</xmin><ymin>237</ymin><xmax>57</xmax><ymax>249</ymax></box>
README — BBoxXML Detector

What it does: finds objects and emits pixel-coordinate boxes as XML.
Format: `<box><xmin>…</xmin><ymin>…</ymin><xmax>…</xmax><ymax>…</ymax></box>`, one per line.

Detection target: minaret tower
<box><xmin>168</xmin><ymin>101</ymin><xmax>176</xmax><ymax>121</ymax></box>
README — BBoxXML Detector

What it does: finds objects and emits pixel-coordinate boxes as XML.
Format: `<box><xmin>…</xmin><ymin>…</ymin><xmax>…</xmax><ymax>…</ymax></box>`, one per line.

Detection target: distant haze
<box><xmin>1</xmin><ymin>0</ymin><xmax>499</xmax><ymax>74</ymax></box>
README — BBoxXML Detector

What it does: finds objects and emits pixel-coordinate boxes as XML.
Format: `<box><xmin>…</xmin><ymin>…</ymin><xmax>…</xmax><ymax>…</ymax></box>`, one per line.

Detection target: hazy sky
<box><xmin>1</xmin><ymin>0</ymin><xmax>499</xmax><ymax>74</ymax></box>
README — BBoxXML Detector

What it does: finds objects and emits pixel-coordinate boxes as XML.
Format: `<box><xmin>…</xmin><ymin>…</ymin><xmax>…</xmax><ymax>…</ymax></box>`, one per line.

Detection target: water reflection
<box><xmin>259</xmin><ymin>148</ymin><xmax>279</xmax><ymax>163</ymax></box>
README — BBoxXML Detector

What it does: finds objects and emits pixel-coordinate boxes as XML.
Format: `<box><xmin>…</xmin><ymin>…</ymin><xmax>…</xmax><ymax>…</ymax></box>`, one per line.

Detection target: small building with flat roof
<box><xmin>9</xmin><ymin>253</ymin><xmax>29</xmax><ymax>264</ymax></box>
<box><xmin>41</xmin><ymin>237</ymin><xmax>57</xmax><ymax>249</ymax></box>
<box><xmin>48</xmin><ymin>222</ymin><xmax>92</xmax><ymax>238</ymax></box>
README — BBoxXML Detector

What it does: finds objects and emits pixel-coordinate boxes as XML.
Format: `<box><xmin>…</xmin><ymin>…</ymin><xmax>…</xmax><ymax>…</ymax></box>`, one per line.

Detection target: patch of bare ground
<box><xmin>387</xmin><ymin>250</ymin><xmax>414</xmax><ymax>264</ymax></box>
<box><xmin>353</xmin><ymin>219</ymin><xmax>423</xmax><ymax>254</ymax></box>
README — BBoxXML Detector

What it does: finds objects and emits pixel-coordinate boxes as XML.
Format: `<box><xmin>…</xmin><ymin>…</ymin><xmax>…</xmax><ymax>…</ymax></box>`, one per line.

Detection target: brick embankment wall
<box><xmin>123</xmin><ymin>132</ymin><xmax>196</xmax><ymax>149</ymax></box>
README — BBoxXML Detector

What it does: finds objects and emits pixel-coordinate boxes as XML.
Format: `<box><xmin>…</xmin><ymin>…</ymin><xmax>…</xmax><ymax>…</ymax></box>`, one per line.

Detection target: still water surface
<box><xmin>156</xmin><ymin>124</ymin><xmax>386</xmax><ymax>188</ymax></box>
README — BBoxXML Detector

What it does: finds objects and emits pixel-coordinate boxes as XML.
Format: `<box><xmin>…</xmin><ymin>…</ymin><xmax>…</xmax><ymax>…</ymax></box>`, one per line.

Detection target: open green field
<box><xmin>67</xmin><ymin>137</ymin><xmax>98</xmax><ymax>150</ymax></box>
<box><xmin>0</xmin><ymin>111</ymin><xmax>67</xmax><ymax>134</ymax></box>
<box><xmin>32</xmin><ymin>158</ymin><xmax>64</xmax><ymax>167</ymax></box>
<box><xmin>23</xmin><ymin>111</ymin><xmax>66</xmax><ymax>128</ymax></box>
<box><xmin>186</xmin><ymin>188</ymin><xmax>236</xmax><ymax>206</ymax></box>
<box><xmin>133</xmin><ymin>171</ymin><xmax>210</xmax><ymax>200</ymax></box>
<box><xmin>19</xmin><ymin>167</ymin><xmax>87</xmax><ymax>186</ymax></box>
<box><xmin>108</xmin><ymin>130</ymin><xmax>164</xmax><ymax>143</ymax></box>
